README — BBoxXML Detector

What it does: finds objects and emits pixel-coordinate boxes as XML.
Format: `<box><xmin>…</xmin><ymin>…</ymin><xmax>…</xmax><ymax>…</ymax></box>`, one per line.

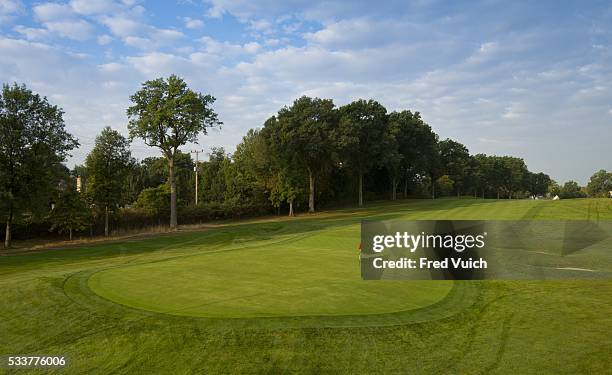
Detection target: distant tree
<box><xmin>438</xmin><ymin>139</ymin><xmax>470</xmax><ymax>196</ymax></box>
<box><xmin>463</xmin><ymin>156</ymin><xmax>482</xmax><ymax>197</ymax></box>
<box><xmin>134</xmin><ymin>152</ymin><xmax>194</xmax><ymax>204</ymax></box>
<box><xmin>127</xmin><ymin>75</ymin><xmax>221</xmax><ymax>228</ymax></box>
<box><xmin>388</xmin><ymin>111</ymin><xmax>421</xmax><ymax>200</ymax></box>
<box><xmin>0</xmin><ymin>83</ymin><xmax>78</xmax><ymax>248</ymax></box>
<box><xmin>335</xmin><ymin>99</ymin><xmax>392</xmax><ymax>206</ymax></box>
<box><xmin>266</xmin><ymin>96</ymin><xmax>336</xmax><ymax>212</ymax></box>
<box><xmin>85</xmin><ymin>127</ymin><xmax>134</xmax><ymax>236</ymax></box>
<box><xmin>383</xmin><ymin>138</ymin><xmax>402</xmax><ymax>200</ymax></box>
<box><xmin>135</xmin><ymin>184</ymin><xmax>171</xmax><ymax>215</ymax></box>
<box><xmin>526</xmin><ymin>172</ymin><xmax>552</xmax><ymax>197</ymax></box>
<box><xmin>230</xmin><ymin>129</ymin><xmax>272</xmax><ymax>206</ymax></box>
<box><xmin>268</xmin><ymin>170</ymin><xmax>303</xmax><ymax>216</ymax></box>
<box><xmin>499</xmin><ymin>156</ymin><xmax>528</xmax><ymax>199</ymax></box>
<box><xmin>559</xmin><ymin>180</ymin><xmax>586</xmax><ymax>199</ymax></box>
<box><xmin>200</xmin><ymin>148</ymin><xmax>230</xmax><ymax>203</ymax></box>
<box><xmin>49</xmin><ymin>188</ymin><xmax>91</xmax><ymax>241</ymax></box>
<box><xmin>388</xmin><ymin>112</ymin><xmax>439</xmax><ymax>198</ymax></box>
<box><xmin>586</xmin><ymin>170</ymin><xmax>612</xmax><ymax>197</ymax></box>
<box><xmin>436</xmin><ymin>175</ymin><xmax>454</xmax><ymax>196</ymax></box>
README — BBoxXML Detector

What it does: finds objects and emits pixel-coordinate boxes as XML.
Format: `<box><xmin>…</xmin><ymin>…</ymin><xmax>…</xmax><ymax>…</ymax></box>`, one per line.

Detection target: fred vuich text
<box><xmin>372</xmin><ymin>257</ymin><xmax>488</xmax><ymax>270</ymax></box>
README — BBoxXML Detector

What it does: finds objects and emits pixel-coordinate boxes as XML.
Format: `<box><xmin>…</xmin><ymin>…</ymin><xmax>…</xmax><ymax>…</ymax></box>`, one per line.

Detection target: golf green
<box><xmin>88</xmin><ymin>226</ymin><xmax>453</xmax><ymax>317</ymax></box>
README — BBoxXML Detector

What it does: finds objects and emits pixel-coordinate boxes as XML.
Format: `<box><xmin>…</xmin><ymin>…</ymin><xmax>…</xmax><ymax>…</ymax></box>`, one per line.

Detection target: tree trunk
<box><xmin>288</xmin><ymin>201</ymin><xmax>294</xmax><ymax>217</ymax></box>
<box><xmin>497</xmin><ymin>190</ymin><xmax>500</xmax><ymax>200</ymax></box>
<box><xmin>404</xmin><ymin>178</ymin><xmax>408</xmax><ymax>198</ymax></box>
<box><xmin>104</xmin><ymin>205</ymin><xmax>109</xmax><ymax>237</ymax></box>
<box><xmin>69</xmin><ymin>228</ymin><xmax>73</xmax><ymax>241</ymax></box>
<box><xmin>308</xmin><ymin>171</ymin><xmax>315</xmax><ymax>213</ymax></box>
<box><xmin>391</xmin><ymin>177</ymin><xmax>397</xmax><ymax>200</ymax></box>
<box><xmin>169</xmin><ymin>157</ymin><xmax>177</xmax><ymax>229</ymax></box>
<box><xmin>4</xmin><ymin>206</ymin><xmax>12</xmax><ymax>249</ymax></box>
<box><xmin>358</xmin><ymin>171</ymin><xmax>364</xmax><ymax>207</ymax></box>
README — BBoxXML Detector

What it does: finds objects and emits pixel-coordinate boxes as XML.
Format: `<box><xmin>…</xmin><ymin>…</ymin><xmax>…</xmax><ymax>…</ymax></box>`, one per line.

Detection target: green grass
<box><xmin>1</xmin><ymin>198</ymin><xmax>611</xmax><ymax>374</ymax></box>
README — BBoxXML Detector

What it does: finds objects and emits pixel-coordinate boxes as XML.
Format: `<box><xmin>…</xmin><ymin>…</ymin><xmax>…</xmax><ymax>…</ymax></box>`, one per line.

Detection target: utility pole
<box><xmin>190</xmin><ymin>149</ymin><xmax>204</xmax><ymax>205</ymax></box>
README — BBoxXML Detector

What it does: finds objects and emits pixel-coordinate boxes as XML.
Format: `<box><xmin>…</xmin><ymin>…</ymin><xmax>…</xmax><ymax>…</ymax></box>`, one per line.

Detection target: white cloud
<box><xmin>304</xmin><ymin>18</ymin><xmax>400</xmax><ymax>48</ymax></box>
<box><xmin>100</xmin><ymin>13</ymin><xmax>184</xmax><ymax>49</ymax></box>
<box><xmin>122</xmin><ymin>28</ymin><xmax>184</xmax><ymax>50</ymax></box>
<box><xmin>70</xmin><ymin>0</ymin><xmax>117</xmax><ymax>15</ymax></box>
<box><xmin>184</xmin><ymin>17</ymin><xmax>204</xmax><ymax>29</ymax></box>
<box><xmin>264</xmin><ymin>38</ymin><xmax>281</xmax><ymax>46</ymax></box>
<box><xmin>44</xmin><ymin>20</ymin><xmax>94</xmax><ymax>40</ymax></box>
<box><xmin>31</xmin><ymin>2</ymin><xmax>94</xmax><ymax>40</ymax></box>
<box><xmin>466</xmin><ymin>42</ymin><xmax>500</xmax><ymax>64</ymax></box>
<box><xmin>97</xmin><ymin>34</ymin><xmax>113</xmax><ymax>45</ymax></box>
<box><xmin>0</xmin><ymin>0</ymin><xmax>23</xmax><ymax>23</ymax></box>
<box><xmin>123</xmin><ymin>35</ymin><xmax>149</xmax><ymax>48</ymax></box>
<box><xmin>199</xmin><ymin>36</ymin><xmax>261</xmax><ymax>57</ymax></box>
<box><xmin>247</xmin><ymin>19</ymin><xmax>273</xmax><ymax>34</ymax></box>
<box><xmin>98</xmin><ymin>62</ymin><xmax>126</xmax><ymax>73</ymax></box>
<box><xmin>13</xmin><ymin>25</ymin><xmax>50</xmax><ymax>40</ymax></box>
<box><xmin>33</xmin><ymin>3</ymin><xmax>73</xmax><ymax>22</ymax></box>
<box><xmin>155</xmin><ymin>28</ymin><xmax>184</xmax><ymax>41</ymax></box>
<box><xmin>100</xmin><ymin>14</ymin><xmax>144</xmax><ymax>37</ymax></box>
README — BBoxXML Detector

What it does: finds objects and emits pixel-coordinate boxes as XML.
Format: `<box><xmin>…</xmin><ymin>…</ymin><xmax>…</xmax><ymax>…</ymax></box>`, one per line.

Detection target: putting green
<box><xmin>88</xmin><ymin>225</ymin><xmax>453</xmax><ymax>318</ymax></box>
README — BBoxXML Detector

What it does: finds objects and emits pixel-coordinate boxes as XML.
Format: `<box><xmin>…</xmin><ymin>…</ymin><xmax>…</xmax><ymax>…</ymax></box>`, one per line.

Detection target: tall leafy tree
<box><xmin>266</xmin><ymin>96</ymin><xmax>336</xmax><ymax>213</ymax></box>
<box><xmin>0</xmin><ymin>83</ymin><xmax>78</xmax><ymax>248</ymax></box>
<box><xmin>85</xmin><ymin>126</ymin><xmax>134</xmax><ymax>236</ymax></box>
<box><xmin>335</xmin><ymin>99</ymin><xmax>391</xmax><ymax>206</ymax></box>
<box><xmin>438</xmin><ymin>139</ymin><xmax>470</xmax><ymax>196</ymax></box>
<box><xmin>586</xmin><ymin>169</ymin><xmax>612</xmax><ymax>197</ymax></box>
<box><xmin>200</xmin><ymin>148</ymin><xmax>230</xmax><ymax>203</ymax></box>
<box><xmin>526</xmin><ymin>171</ymin><xmax>552</xmax><ymax>197</ymax></box>
<box><xmin>388</xmin><ymin>111</ymin><xmax>438</xmax><ymax>198</ymax></box>
<box><xmin>500</xmin><ymin>156</ymin><xmax>528</xmax><ymax>199</ymax></box>
<box><xmin>127</xmin><ymin>75</ymin><xmax>221</xmax><ymax>228</ymax></box>
<box><xmin>230</xmin><ymin>129</ymin><xmax>270</xmax><ymax>206</ymax></box>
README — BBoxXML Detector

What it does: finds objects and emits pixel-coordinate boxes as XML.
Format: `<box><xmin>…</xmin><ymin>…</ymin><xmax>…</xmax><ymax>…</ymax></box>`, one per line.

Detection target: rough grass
<box><xmin>1</xmin><ymin>198</ymin><xmax>611</xmax><ymax>374</ymax></box>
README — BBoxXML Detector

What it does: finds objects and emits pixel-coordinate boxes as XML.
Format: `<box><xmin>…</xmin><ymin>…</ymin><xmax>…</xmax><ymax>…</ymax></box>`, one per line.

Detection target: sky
<box><xmin>0</xmin><ymin>0</ymin><xmax>611</xmax><ymax>184</ymax></box>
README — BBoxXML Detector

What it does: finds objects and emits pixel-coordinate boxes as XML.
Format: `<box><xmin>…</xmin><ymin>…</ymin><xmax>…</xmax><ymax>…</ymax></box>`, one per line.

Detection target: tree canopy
<box><xmin>85</xmin><ymin>126</ymin><xmax>134</xmax><ymax>236</ymax></box>
<box><xmin>127</xmin><ymin>75</ymin><xmax>221</xmax><ymax>228</ymax></box>
<box><xmin>0</xmin><ymin>83</ymin><xmax>78</xmax><ymax>248</ymax></box>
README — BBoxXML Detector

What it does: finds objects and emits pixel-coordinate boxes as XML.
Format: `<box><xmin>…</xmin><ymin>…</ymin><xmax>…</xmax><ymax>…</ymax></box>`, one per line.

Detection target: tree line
<box><xmin>2</xmin><ymin>78</ymin><xmax>610</xmax><ymax>247</ymax></box>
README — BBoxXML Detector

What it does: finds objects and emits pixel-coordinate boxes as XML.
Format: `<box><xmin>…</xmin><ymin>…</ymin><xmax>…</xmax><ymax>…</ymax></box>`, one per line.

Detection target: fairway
<box><xmin>1</xmin><ymin>198</ymin><xmax>612</xmax><ymax>373</ymax></box>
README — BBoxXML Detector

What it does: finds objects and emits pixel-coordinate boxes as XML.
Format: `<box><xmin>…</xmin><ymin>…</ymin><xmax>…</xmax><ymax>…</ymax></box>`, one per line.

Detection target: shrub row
<box><xmin>10</xmin><ymin>201</ymin><xmax>272</xmax><ymax>240</ymax></box>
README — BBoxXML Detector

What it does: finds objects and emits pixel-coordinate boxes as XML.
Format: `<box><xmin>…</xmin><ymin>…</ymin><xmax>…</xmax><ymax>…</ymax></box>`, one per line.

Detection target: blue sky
<box><xmin>0</xmin><ymin>0</ymin><xmax>611</xmax><ymax>184</ymax></box>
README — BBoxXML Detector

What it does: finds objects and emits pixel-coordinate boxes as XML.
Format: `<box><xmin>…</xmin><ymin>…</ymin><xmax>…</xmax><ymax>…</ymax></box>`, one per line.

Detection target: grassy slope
<box><xmin>0</xmin><ymin>198</ymin><xmax>611</xmax><ymax>374</ymax></box>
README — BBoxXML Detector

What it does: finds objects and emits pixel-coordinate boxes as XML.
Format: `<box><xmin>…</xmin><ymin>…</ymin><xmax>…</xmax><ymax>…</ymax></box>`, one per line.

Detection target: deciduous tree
<box><xmin>335</xmin><ymin>99</ymin><xmax>391</xmax><ymax>206</ymax></box>
<box><xmin>0</xmin><ymin>83</ymin><xmax>78</xmax><ymax>248</ymax></box>
<box><xmin>127</xmin><ymin>75</ymin><xmax>221</xmax><ymax>228</ymax></box>
<box><xmin>85</xmin><ymin>127</ymin><xmax>134</xmax><ymax>236</ymax></box>
<box><xmin>266</xmin><ymin>96</ymin><xmax>336</xmax><ymax>212</ymax></box>
<box><xmin>49</xmin><ymin>188</ymin><xmax>90</xmax><ymax>241</ymax></box>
